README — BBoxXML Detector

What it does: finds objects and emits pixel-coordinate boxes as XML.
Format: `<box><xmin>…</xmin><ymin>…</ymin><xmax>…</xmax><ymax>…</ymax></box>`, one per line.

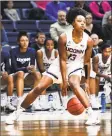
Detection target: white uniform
<box><xmin>97</xmin><ymin>53</ymin><xmax>111</xmax><ymax>82</ymax></box>
<box><xmin>43</xmin><ymin>29</ymin><xmax>89</xmax><ymax>84</ymax></box>
<box><xmin>41</xmin><ymin>48</ymin><xmax>56</xmax><ymax>70</ymax></box>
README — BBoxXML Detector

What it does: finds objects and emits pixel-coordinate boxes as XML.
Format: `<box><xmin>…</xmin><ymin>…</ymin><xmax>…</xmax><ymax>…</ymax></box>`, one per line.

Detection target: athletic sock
<box><xmin>86</xmin><ymin>106</ymin><xmax>93</xmax><ymax>115</ymax></box>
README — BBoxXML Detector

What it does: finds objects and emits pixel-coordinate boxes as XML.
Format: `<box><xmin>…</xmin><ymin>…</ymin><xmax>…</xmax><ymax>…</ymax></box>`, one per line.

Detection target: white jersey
<box><xmin>53</xmin><ymin>29</ymin><xmax>89</xmax><ymax>68</ymax></box>
<box><xmin>43</xmin><ymin>29</ymin><xmax>89</xmax><ymax>83</ymax></box>
<box><xmin>41</xmin><ymin>48</ymin><xmax>56</xmax><ymax>70</ymax></box>
<box><xmin>97</xmin><ymin>53</ymin><xmax>111</xmax><ymax>75</ymax></box>
<box><xmin>66</xmin><ymin>29</ymin><xmax>88</xmax><ymax>65</ymax></box>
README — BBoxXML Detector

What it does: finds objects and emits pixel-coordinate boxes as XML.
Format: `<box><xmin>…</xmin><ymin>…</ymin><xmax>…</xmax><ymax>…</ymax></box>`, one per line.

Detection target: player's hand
<box><xmin>62</xmin><ymin>81</ymin><xmax>68</xmax><ymax>96</ymax></box>
<box><xmin>27</xmin><ymin>65</ymin><xmax>36</xmax><ymax>73</ymax></box>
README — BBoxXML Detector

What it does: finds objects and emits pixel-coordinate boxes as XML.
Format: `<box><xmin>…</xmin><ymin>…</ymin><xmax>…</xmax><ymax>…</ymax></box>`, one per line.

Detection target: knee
<box><xmin>7</xmin><ymin>75</ymin><xmax>13</xmax><ymax>83</ymax></box>
<box><xmin>33</xmin><ymin>84</ymin><xmax>44</xmax><ymax>95</ymax></box>
<box><xmin>34</xmin><ymin>72</ymin><xmax>41</xmax><ymax>80</ymax></box>
<box><xmin>69</xmin><ymin>80</ymin><xmax>80</xmax><ymax>90</ymax></box>
<box><xmin>16</xmin><ymin>71</ymin><xmax>24</xmax><ymax>79</ymax></box>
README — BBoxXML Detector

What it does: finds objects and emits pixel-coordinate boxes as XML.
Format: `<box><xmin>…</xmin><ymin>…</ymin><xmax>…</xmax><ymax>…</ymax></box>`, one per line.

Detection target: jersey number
<box><xmin>68</xmin><ymin>54</ymin><xmax>77</xmax><ymax>61</ymax></box>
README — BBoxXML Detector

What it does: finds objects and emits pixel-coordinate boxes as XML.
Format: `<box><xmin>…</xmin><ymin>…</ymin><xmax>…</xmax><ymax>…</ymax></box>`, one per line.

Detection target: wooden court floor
<box><xmin>1</xmin><ymin>110</ymin><xmax>111</xmax><ymax>136</ymax></box>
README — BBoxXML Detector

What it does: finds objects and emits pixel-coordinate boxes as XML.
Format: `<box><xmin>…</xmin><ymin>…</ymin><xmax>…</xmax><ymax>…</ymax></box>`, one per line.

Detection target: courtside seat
<box><xmin>15</xmin><ymin>20</ymin><xmax>40</xmax><ymax>32</ymax></box>
<box><xmin>36</xmin><ymin>20</ymin><xmax>55</xmax><ymax>32</ymax></box>
<box><xmin>1</xmin><ymin>20</ymin><xmax>16</xmax><ymax>32</ymax></box>
<box><xmin>6</xmin><ymin>32</ymin><xmax>19</xmax><ymax>46</ymax></box>
<box><xmin>21</xmin><ymin>8</ymin><xmax>31</xmax><ymax>19</ymax></box>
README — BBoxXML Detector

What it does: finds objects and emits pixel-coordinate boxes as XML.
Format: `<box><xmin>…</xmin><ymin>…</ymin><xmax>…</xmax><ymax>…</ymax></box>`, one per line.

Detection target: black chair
<box><xmin>6</xmin><ymin>32</ymin><xmax>19</xmax><ymax>46</ymax></box>
<box><xmin>21</xmin><ymin>8</ymin><xmax>31</xmax><ymax>19</ymax></box>
<box><xmin>36</xmin><ymin>20</ymin><xmax>55</xmax><ymax>32</ymax></box>
<box><xmin>13</xmin><ymin>1</ymin><xmax>33</xmax><ymax>8</ymax></box>
<box><xmin>15</xmin><ymin>20</ymin><xmax>41</xmax><ymax>32</ymax></box>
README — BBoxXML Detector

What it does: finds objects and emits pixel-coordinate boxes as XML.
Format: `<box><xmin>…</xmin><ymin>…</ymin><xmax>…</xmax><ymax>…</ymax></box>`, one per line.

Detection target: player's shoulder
<box><xmin>11</xmin><ymin>47</ymin><xmax>19</xmax><ymax>53</ymax></box>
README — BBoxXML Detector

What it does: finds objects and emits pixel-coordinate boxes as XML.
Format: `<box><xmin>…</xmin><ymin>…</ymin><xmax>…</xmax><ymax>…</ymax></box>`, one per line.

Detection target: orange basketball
<box><xmin>67</xmin><ymin>96</ymin><xmax>85</xmax><ymax>115</ymax></box>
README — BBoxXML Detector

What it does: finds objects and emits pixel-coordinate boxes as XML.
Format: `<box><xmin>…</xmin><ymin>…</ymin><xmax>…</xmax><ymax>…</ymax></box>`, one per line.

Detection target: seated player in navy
<box><xmin>1</xmin><ymin>45</ymin><xmax>16</xmax><ymax>111</ymax></box>
<box><xmin>10</xmin><ymin>31</ymin><xmax>41</xmax><ymax>109</ymax></box>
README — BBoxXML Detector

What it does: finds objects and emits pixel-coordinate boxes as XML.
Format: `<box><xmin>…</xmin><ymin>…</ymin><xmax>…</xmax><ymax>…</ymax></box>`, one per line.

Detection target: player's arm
<box><xmin>58</xmin><ymin>33</ymin><xmax>67</xmax><ymax>96</ymax></box>
<box><xmin>84</xmin><ymin>37</ymin><xmax>93</xmax><ymax>83</ymax></box>
<box><xmin>37</xmin><ymin>50</ymin><xmax>45</xmax><ymax>73</ymax></box>
<box><xmin>93</xmin><ymin>55</ymin><xmax>99</xmax><ymax>74</ymax></box>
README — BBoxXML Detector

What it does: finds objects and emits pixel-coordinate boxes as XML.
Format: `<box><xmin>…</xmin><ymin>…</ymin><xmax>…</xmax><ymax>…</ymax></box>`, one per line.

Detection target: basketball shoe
<box><xmin>5</xmin><ymin>107</ymin><xmax>24</xmax><ymax>125</ymax></box>
<box><xmin>85</xmin><ymin>107</ymin><xmax>100</xmax><ymax>125</ymax></box>
<box><xmin>6</xmin><ymin>103</ymin><xmax>16</xmax><ymax>111</ymax></box>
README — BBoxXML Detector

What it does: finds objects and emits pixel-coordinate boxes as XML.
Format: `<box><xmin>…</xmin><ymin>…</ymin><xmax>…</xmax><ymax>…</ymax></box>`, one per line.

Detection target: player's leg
<box><xmin>21</xmin><ymin>75</ymin><xmax>53</xmax><ymax>108</ymax></box>
<box><xmin>13</xmin><ymin>71</ymin><xmax>25</xmax><ymax>109</ymax></box>
<box><xmin>5</xmin><ymin>75</ymin><xmax>53</xmax><ymax>125</ymax></box>
<box><xmin>1</xmin><ymin>73</ymin><xmax>15</xmax><ymax>111</ymax></box>
<box><xmin>68</xmin><ymin>75</ymin><xmax>100</xmax><ymax>125</ymax></box>
<box><xmin>89</xmin><ymin>77</ymin><xmax>101</xmax><ymax>109</ymax></box>
<box><xmin>15</xmin><ymin>71</ymin><xmax>24</xmax><ymax>97</ymax></box>
<box><xmin>6</xmin><ymin>74</ymin><xmax>16</xmax><ymax>111</ymax></box>
<box><xmin>69</xmin><ymin>75</ymin><xmax>90</xmax><ymax>108</ymax></box>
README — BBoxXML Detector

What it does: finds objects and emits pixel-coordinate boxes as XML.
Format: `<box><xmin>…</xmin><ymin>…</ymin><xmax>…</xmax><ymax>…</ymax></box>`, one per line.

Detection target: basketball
<box><xmin>67</xmin><ymin>96</ymin><xmax>85</xmax><ymax>115</ymax></box>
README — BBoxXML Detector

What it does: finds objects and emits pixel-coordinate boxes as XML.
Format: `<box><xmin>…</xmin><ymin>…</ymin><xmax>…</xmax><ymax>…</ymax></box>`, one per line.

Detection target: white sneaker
<box><xmin>85</xmin><ymin>111</ymin><xmax>100</xmax><ymax>125</ymax></box>
<box><xmin>40</xmin><ymin>95</ymin><xmax>49</xmax><ymax>110</ymax></box>
<box><xmin>32</xmin><ymin>103</ymin><xmax>41</xmax><ymax>111</ymax></box>
<box><xmin>90</xmin><ymin>99</ymin><xmax>101</xmax><ymax>109</ymax></box>
<box><xmin>6</xmin><ymin>103</ymin><xmax>16</xmax><ymax>111</ymax></box>
<box><xmin>5</xmin><ymin>108</ymin><xmax>24</xmax><ymax>125</ymax></box>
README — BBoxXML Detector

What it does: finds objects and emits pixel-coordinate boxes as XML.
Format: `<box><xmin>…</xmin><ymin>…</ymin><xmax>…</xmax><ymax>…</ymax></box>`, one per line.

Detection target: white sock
<box><xmin>17</xmin><ymin>96</ymin><xmax>23</xmax><ymax>109</ymax></box>
<box><xmin>86</xmin><ymin>106</ymin><xmax>93</xmax><ymax>115</ymax></box>
<box><xmin>19</xmin><ymin>106</ymin><xmax>25</xmax><ymax>111</ymax></box>
<box><xmin>17</xmin><ymin>96</ymin><xmax>22</xmax><ymax>101</ymax></box>
<box><xmin>90</xmin><ymin>94</ymin><xmax>96</xmax><ymax>100</ymax></box>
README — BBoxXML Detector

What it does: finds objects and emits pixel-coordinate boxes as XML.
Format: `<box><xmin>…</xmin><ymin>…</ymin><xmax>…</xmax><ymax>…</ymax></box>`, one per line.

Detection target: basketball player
<box><xmin>35</xmin><ymin>38</ymin><xmax>58</xmax><ymax>110</ymax></box>
<box><xmin>9</xmin><ymin>31</ymin><xmax>41</xmax><ymax>109</ymax></box>
<box><xmin>1</xmin><ymin>46</ymin><xmax>16</xmax><ymax>111</ymax></box>
<box><xmin>6</xmin><ymin>8</ymin><xmax>100</xmax><ymax>125</ymax></box>
<box><xmin>37</xmin><ymin>38</ymin><xmax>58</xmax><ymax>72</ymax></box>
<box><xmin>92</xmin><ymin>43</ymin><xmax>112</xmax><ymax>100</ymax></box>
<box><xmin>81</xmin><ymin>34</ymin><xmax>102</xmax><ymax>109</ymax></box>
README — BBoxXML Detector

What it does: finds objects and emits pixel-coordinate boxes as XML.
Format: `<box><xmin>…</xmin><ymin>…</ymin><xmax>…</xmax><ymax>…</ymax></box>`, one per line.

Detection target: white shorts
<box><xmin>43</xmin><ymin>62</ymin><xmax>83</xmax><ymax>84</ymax></box>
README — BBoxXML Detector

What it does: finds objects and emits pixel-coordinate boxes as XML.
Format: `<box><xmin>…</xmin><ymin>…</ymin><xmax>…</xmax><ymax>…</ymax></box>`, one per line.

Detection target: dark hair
<box><xmin>17</xmin><ymin>31</ymin><xmax>29</xmax><ymax>42</ymax></box>
<box><xmin>44</xmin><ymin>38</ymin><xmax>54</xmax><ymax>46</ymax></box>
<box><xmin>100</xmin><ymin>43</ymin><xmax>111</xmax><ymax>51</ymax></box>
<box><xmin>66</xmin><ymin>7</ymin><xmax>86</xmax><ymax>24</ymax></box>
